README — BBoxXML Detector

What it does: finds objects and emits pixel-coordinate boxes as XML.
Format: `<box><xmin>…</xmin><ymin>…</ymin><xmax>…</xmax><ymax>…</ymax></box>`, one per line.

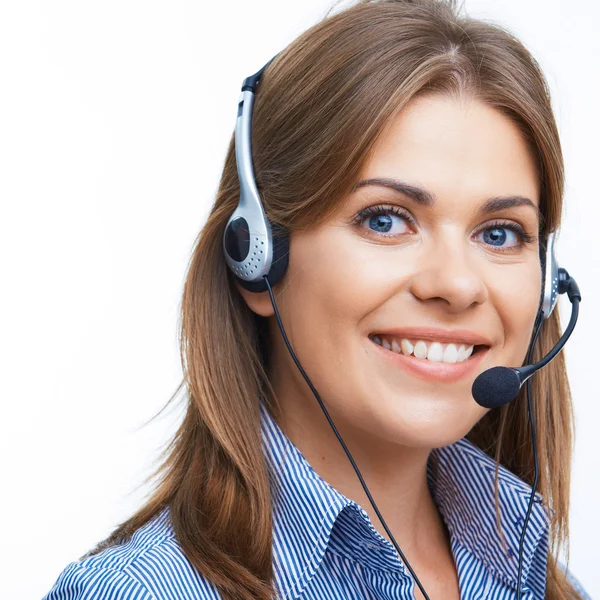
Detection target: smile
<box><xmin>368</xmin><ymin>334</ymin><xmax>490</xmax><ymax>383</ymax></box>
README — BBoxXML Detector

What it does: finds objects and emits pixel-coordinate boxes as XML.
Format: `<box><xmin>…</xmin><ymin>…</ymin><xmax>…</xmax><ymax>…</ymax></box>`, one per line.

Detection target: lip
<box><xmin>370</xmin><ymin>326</ymin><xmax>493</xmax><ymax>347</ymax></box>
<box><xmin>368</xmin><ymin>336</ymin><xmax>490</xmax><ymax>383</ymax></box>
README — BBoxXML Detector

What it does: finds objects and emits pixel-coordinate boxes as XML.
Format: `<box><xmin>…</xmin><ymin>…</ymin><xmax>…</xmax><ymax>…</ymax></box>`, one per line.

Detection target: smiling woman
<box><xmin>243</xmin><ymin>94</ymin><xmax>546</xmax><ymax>455</ymax></box>
<box><xmin>43</xmin><ymin>0</ymin><xmax>590</xmax><ymax>599</ymax></box>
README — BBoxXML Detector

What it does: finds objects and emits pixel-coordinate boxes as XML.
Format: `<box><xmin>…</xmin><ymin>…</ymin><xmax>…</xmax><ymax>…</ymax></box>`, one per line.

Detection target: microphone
<box><xmin>472</xmin><ymin>268</ymin><xmax>581</xmax><ymax>409</ymax></box>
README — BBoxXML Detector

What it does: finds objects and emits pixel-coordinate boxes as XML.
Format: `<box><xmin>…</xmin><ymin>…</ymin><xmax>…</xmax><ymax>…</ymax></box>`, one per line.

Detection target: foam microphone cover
<box><xmin>471</xmin><ymin>366</ymin><xmax>522</xmax><ymax>409</ymax></box>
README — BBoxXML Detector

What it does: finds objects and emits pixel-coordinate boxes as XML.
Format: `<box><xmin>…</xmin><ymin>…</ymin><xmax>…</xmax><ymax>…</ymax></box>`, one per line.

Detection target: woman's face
<box><xmin>240</xmin><ymin>94</ymin><xmax>542</xmax><ymax>449</ymax></box>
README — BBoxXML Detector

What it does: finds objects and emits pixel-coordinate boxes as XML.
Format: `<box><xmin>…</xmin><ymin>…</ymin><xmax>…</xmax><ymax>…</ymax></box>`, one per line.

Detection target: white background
<box><xmin>1</xmin><ymin>1</ymin><xmax>597</xmax><ymax>598</ymax></box>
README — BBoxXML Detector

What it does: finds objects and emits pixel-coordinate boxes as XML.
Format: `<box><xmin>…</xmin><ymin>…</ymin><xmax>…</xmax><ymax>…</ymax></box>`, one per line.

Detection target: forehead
<box><xmin>356</xmin><ymin>94</ymin><xmax>540</xmax><ymax>215</ymax></box>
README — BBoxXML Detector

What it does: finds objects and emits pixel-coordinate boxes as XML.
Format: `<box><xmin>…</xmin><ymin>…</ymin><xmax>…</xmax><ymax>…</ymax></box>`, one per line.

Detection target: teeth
<box><xmin>414</xmin><ymin>340</ymin><xmax>428</xmax><ymax>359</ymax></box>
<box><xmin>443</xmin><ymin>344</ymin><xmax>458</xmax><ymax>363</ymax></box>
<box><xmin>372</xmin><ymin>335</ymin><xmax>477</xmax><ymax>364</ymax></box>
<box><xmin>427</xmin><ymin>342</ymin><xmax>444</xmax><ymax>362</ymax></box>
<box><xmin>400</xmin><ymin>339</ymin><xmax>414</xmax><ymax>355</ymax></box>
<box><xmin>458</xmin><ymin>344</ymin><xmax>473</xmax><ymax>361</ymax></box>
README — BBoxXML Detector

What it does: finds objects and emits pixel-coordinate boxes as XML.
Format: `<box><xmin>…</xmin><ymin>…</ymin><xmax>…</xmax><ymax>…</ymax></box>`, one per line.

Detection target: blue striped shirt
<box><xmin>44</xmin><ymin>403</ymin><xmax>591</xmax><ymax>599</ymax></box>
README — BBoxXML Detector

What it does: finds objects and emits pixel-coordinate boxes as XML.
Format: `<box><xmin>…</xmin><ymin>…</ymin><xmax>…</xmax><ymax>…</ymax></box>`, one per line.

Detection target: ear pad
<box><xmin>233</xmin><ymin>221</ymin><xmax>290</xmax><ymax>293</ymax></box>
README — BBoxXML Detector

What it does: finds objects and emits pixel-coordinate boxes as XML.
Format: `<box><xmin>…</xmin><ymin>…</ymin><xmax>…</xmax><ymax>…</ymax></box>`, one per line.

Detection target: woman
<box><xmin>43</xmin><ymin>0</ymin><xmax>591</xmax><ymax>598</ymax></box>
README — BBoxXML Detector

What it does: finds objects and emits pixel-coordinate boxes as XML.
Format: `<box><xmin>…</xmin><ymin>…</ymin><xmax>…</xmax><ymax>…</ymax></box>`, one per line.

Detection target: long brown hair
<box><xmin>84</xmin><ymin>1</ymin><xmax>583</xmax><ymax>597</ymax></box>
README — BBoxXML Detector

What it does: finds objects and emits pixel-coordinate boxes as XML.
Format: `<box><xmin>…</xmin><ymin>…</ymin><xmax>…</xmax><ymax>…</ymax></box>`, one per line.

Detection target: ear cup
<box><xmin>540</xmin><ymin>231</ymin><xmax>560</xmax><ymax>319</ymax></box>
<box><xmin>232</xmin><ymin>221</ymin><xmax>289</xmax><ymax>293</ymax></box>
<box><xmin>538</xmin><ymin>234</ymin><xmax>548</xmax><ymax>316</ymax></box>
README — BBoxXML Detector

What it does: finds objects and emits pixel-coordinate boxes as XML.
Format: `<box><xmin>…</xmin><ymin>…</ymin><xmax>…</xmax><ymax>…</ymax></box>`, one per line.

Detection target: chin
<box><xmin>364</xmin><ymin>398</ymin><xmax>486</xmax><ymax>450</ymax></box>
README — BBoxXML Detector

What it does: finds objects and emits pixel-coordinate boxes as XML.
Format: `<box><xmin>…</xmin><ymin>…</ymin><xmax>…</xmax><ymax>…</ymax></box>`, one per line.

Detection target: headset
<box><xmin>223</xmin><ymin>54</ymin><xmax>582</xmax><ymax>599</ymax></box>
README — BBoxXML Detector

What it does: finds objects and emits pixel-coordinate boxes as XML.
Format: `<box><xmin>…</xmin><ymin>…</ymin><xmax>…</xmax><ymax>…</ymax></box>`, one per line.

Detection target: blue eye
<box><xmin>355</xmin><ymin>205</ymin><xmax>414</xmax><ymax>236</ymax></box>
<box><xmin>479</xmin><ymin>226</ymin><xmax>516</xmax><ymax>247</ymax></box>
<box><xmin>366</xmin><ymin>213</ymin><xmax>410</xmax><ymax>234</ymax></box>
<box><xmin>475</xmin><ymin>222</ymin><xmax>533</xmax><ymax>250</ymax></box>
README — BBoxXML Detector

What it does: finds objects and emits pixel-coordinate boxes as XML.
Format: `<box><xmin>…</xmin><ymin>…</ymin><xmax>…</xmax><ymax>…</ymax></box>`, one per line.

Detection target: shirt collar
<box><xmin>260</xmin><ymin>402</ymin><xmax>551</xmax><ymax>595</ymax></box>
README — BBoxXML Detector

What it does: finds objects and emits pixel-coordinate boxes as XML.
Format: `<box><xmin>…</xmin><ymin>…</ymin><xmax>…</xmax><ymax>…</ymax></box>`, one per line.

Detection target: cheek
<box><xmin>493</xmin><ymin>262</ymin><xmax>542</xmax><ymax>361</ymax></box>
<box><xmin>287</xmin><ymin>230</ymin><xmax>405</xmax><ymax>336</ymax></box>
<box><xmin>278</xmin><ymin>231</ymin><xmax>396</xmax><ymax>401</ymax></box>
<box><xmin>281</xmin><ymin>239</ymin><xmax>407</xmax><ymax>434</ymax></box>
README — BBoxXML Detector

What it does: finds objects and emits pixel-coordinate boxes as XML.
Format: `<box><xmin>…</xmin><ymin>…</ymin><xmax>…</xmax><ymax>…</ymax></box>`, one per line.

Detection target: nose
<box><xmin>407</xmin><ymin>233</ymin><xmax>489</xmax><ymax>314</ymax></box>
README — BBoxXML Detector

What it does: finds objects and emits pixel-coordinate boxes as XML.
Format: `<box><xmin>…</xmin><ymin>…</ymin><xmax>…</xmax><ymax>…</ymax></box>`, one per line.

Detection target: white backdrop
<box><xmin>1</xmin><ymin>1</ymin><xmax>597</xmax><ymax>598</ymax></box>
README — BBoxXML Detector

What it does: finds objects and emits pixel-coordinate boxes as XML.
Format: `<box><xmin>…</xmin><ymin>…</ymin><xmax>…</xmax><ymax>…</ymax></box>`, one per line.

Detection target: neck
<box><xmin>272</xmin><ymin>378</ymin><xmax>452</xmax><ymax>561</ymax></box>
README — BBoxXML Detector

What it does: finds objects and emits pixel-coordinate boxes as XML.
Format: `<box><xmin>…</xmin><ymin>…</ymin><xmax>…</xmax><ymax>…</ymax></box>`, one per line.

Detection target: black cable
<box><xmin>262</xmin><ymin>274</ymin><xmax>432</xmax><ymax>600</ymax></box>
<box><xmin>516</xmin><ymin>311</ymin><xmax>544</xmax><ymax>598</ymax></box>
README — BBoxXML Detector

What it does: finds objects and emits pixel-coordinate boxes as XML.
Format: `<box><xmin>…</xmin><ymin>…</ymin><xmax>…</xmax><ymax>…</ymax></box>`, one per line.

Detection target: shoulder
<box><xmin>42</xmin><ymin>563</ymin><xmax>154</xmax><ymax>600</ymax></box>
<box><xmin>42</xmin><ymin>508</ymin><xmax>221</xmax><ymax>600</ymax></box>
<box><xmin>559</xmin><ymin>561</ymin><xmax>593</xmax><ymax>600</ymax></box>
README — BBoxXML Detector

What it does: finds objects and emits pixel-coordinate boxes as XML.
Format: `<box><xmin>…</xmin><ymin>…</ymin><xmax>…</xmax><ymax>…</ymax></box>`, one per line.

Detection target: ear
<box><xmin>234</xmin><ymin>281</ymin><xmax>275</xmax><ymax>317</ymax></box>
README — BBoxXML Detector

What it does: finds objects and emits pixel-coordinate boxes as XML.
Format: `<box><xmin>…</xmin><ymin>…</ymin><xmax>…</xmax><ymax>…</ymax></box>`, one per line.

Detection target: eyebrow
<box><xmin>353</xmin><ymin>177</ymin><xmax>541</xmax><ymax>221</ymax></box>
